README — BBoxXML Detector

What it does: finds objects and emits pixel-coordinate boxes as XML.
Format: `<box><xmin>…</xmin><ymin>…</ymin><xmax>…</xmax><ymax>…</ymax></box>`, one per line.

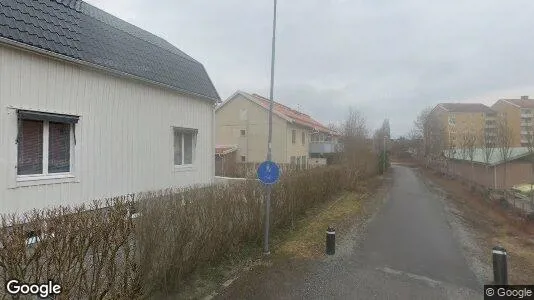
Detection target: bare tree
<box><xmin>480</xmin><ymin>127</ymin><xmax>496</xmax><ymax>187</ymax></box>
<box><xmin>496</xmin><ymin>114</ymin><xmax>514</xmax><ymax>188</ymax></box>
<box><xmin>424</xmin><ymin>111</ymin><xmax>446</xmax><ymax>169</ymax></box>
<box><xmin>341</xmin><ymin>107</ymin><xmax>370</xmax><ymax>171</ymax></box>
<box><xmin>459</xmin><ymin>129</ymin><xmax>477</xmax><ymax>184</ymax></box>
<box><xmin>413</xmin><ymin>107</ymin><xmax>432</xmax><ymax>140</ymax></box>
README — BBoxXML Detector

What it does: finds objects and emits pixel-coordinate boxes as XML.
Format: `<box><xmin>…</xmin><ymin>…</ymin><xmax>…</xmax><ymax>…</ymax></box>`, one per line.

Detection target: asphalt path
<box><xmin>217</xmin><ymin>165</ymin><xmax>483</xmax><ymax>299</ymax></box>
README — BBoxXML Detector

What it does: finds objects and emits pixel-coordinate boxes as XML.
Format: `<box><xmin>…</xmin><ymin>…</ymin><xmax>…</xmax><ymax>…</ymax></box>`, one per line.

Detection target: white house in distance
<box><xmin>0</xmin><ymin>0</ymin><xmax>220</xmax><ymax>215</ymax></box>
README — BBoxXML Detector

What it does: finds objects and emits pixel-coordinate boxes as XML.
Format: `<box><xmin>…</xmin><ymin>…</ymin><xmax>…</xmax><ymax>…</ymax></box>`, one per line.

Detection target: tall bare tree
<box><xmin>459</xmin><ymin>129</ymin><xmax>478</xmax><ymax>184</ymax></box>
<box><xmin>424</xmin><ymin>111</ymin><xmax>446</xmax><ymax>169</ymax></box>
<box><xmin>480</xmin><ymin>127</ymin><xmax>496</xmax><ymax>187</ymax></box>
<box><xmin>341</xmin><ymin>107</ymin><xmax>370</xmax><ymax>171</ymax></box>
<box><xmin>496</xmin><ymin>114</ymin><xmax>514</xmax><ymax>188</ymax></box>
<box><xmin>413</xmin><ymin>107</ymin><xmax>432</xmax><ymax>140</ymax></box>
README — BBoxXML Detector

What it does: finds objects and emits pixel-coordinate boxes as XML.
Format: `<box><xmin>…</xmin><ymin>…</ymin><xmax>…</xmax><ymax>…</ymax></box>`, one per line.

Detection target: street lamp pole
<box><xmin>264</xmin><ymin>0</ymin><xmax>278</xmax><ymax>256</ymax></box>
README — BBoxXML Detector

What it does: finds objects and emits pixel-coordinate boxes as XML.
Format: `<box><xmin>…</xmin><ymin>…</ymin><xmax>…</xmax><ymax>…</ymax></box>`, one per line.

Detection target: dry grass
<box><xmin>275</xmin><ymin>192</ymin><xmax>365</xmax><ymax>259</ymax></box>
<box><xmin>418</xmin><ymin>164</ymin><xmax>534</xmax><ymax>285</ymax></box>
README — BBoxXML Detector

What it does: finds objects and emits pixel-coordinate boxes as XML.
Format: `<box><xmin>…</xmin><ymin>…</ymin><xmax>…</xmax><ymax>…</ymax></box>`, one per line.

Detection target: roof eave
<box><xmin>0</xmin><ymin>37</ymin><xmax>219</xmax><ymax>103</ymax></box>
<box><xmin>500</xmin><ymin>99</ymin><xmax>521</xmax><ymax>108</ymax></box>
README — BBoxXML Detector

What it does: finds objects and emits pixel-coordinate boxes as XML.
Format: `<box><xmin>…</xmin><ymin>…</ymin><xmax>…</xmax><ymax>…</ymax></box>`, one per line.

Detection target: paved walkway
<box><xmin>216</xmin><ymin>166</ymin><xmax>483</xmax><ymax>299</ymax></box>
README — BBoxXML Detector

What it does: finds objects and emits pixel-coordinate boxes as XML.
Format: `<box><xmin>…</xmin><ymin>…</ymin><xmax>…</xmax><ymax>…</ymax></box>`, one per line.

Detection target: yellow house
<box><xmin>215</xmin><ymin>91</ymin><xmax>338</xmax><ymax>166</ymax></box>
<box><xmin>491</xmin><ymin>96</ymin><xmax>534</xmax><ymax>147</ymax></box>
<box><xmin>426</xmin><ymin>103</ymin><xmax>496</xmax><ymax>152</ymax></box>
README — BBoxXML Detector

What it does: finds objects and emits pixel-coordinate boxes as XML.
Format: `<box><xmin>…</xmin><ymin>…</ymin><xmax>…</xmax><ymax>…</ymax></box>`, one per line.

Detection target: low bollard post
<box><xmin>492</xmin><ymin>246</ymin><xmax>508</xmax><ymax>285</ymax></box>
<box><xmin>326</xmin><ymin>226</ymin><xmax>335</xmax><ymax>255</ymax></box>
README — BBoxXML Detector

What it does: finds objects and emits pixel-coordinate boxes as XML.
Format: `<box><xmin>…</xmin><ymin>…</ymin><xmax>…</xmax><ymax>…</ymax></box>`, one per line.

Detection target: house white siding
<box><xmin>0</xmin><ymin>44</ymin><xmax>215</xmax><ymax>215</ymax></box>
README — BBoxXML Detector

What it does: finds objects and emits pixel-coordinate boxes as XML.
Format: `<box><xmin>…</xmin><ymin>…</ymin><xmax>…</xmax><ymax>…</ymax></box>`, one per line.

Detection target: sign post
<box><xmin>258</xmin><ymin>160</ymin><xmax>280</xmax><ymax>256</ymax></box>
<box><xmin>261</xmin><ymin>0</ymin><xmax>278</xmax><ymax>256</ymax></box>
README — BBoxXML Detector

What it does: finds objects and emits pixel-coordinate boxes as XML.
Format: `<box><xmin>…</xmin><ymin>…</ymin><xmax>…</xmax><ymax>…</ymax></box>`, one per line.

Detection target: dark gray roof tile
<box><xmin>0</xmin><ymin>0</ymin><xmax>219</xmax><ymax>101</ymax></box>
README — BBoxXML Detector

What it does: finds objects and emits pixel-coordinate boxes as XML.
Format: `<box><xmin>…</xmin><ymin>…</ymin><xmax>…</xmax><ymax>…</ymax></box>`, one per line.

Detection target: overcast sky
<box><xmin>86</xmin><ymin>0</ymin><xmax>534</xmax><ymax>137</ymax></box>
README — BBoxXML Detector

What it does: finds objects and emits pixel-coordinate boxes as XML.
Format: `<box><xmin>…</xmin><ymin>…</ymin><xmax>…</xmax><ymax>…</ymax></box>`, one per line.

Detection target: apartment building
<box><xmin>491</xmin><ymin>96</ymin><xmax>534</xmax><ymax>147</ymax></box>
<box><xmin>426</xmin><ymin>103</ymin><xmax>496</xmax><ymax>152</ymax></box>
<box><xmin>215</xmin><ymin>91</ymin><xmax>338</xmax><ymax>167</ymax></box>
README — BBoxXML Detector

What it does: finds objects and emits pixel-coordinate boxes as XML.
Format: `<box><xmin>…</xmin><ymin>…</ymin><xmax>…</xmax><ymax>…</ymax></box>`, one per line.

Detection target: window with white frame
<box><xmin>174</xmin><ymin>127</ymin><xmax>197</xmax><ymax>166</ymax></box>
<box><xmin>292</xmin><ymin>130</ymin><xmax>296</xmax><ymax>144</ymax></box>
<box><xmin>16</xmin><ymin>110</ymin><xmax>78</xmax><ymax>178</ymax></box>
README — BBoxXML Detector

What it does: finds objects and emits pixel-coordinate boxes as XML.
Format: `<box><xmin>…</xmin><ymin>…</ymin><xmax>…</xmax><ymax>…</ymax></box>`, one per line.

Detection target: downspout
<box><xmin>212</xmin><ymin>105</ymin><xmax>216</xmax><ymax>181</ymax></box>
<box><xmin>285</xmin><ymin>122</ymin><xmax>288</xmax><ymax>163</ymax></box>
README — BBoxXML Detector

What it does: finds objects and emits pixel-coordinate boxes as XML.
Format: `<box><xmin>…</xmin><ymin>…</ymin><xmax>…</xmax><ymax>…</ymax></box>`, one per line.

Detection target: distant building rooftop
<box><xmin>500</xmin><ymin>96</ymin><xmax>534</xmax><ymax>109</ymax></box>
<box><xmin>438</xmin><ymin>103</ymin><xmax>495</xmax><ymax>114</ymax></box>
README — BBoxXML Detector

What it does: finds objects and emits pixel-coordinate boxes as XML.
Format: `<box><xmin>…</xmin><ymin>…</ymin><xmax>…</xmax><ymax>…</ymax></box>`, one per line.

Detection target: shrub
<box><xmin>0</xmin><ymin>198</ymin><xmax>140</xmax><ymax>299</ymax></box>
<box><xmin>0</xmin><ymin>165</ymin><xmax>370</xmax><ymax>299</ymax></box>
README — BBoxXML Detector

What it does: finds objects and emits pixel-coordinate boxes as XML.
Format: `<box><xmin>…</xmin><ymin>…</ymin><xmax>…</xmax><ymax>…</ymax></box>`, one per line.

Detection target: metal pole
<box><xmin>264</xmin><ymin>0</ymin><xmax>277</xmax><ymax>256</ymax></box>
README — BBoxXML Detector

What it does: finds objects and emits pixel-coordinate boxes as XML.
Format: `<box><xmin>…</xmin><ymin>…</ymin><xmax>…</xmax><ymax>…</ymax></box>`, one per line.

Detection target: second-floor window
<box><xmin>292</xmin><ymin>130</ymin><xmax>296</xmax><ymax>144</ymax></box>
<box><xmin>240</xmin><ymin>129</ymin><xmax>246</xmax><ymax>136</ymax></box>
<box><xmin>301</xmin><ymin>132</ymin><xmax>305</xmax><ymax>145</ymax></box>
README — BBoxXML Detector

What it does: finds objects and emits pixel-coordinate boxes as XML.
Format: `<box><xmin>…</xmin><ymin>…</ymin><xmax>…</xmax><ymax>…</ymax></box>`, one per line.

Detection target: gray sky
<box><xmin>86</xmin><ymin>0</ymin><xmax>534</xmax><ymax>137</ymax></box>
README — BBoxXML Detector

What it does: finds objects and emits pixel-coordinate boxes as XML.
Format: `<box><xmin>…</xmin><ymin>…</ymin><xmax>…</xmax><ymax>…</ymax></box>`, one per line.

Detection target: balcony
<box><xmin>309</xmin><ymin>142</ymin><xmax>340</xmax><ymax>154</ymax></box>
<box><xmin>521</xmin><ymin>113</ymin><xmax>533</xmax><ymax>118</ymax></box>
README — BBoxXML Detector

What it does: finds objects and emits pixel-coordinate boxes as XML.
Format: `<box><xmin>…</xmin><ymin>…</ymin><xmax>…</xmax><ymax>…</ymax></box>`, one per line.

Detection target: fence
<box><xmin>421</xmin><ymin>157</ymin><xmax>534</xmax><ymax>218</ymax></box>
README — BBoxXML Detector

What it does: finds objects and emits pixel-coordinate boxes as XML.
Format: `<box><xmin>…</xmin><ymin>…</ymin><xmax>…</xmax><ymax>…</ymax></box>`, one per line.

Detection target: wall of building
<box><xmin>449</xmin><ymin>160</ymin><xmax>533</xmax><ymax>189</ymax></box>
<box><xmin>492</xmin><ymin>100</ymin><xmax>521</xmax><ymax>147</ymax></box>
<box><xmin>286</xmin><ymin>124</ymin><xmax>310</xmax><ymax>166</ymax></box>
<box><xmin>0</xmin><ymin>44</ymin><xmax>215</xmax><ymax>215</ymax></box>
<box><xmin>215</xmin><ymin>94</ymin><xmax>287</xmax><ymax>163</ymax></box>
<box><xmin>449</xmin><ymin>112</ymin><xmax>486</xmax><ymax>148</ymax></box>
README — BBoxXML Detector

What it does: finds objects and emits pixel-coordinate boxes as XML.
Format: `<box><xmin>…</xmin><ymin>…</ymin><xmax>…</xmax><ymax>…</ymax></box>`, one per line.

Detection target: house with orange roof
<box><xmin>215</xmin><ymin>91</ymin><xmax>339</xmax><ymax>167</ymax></box>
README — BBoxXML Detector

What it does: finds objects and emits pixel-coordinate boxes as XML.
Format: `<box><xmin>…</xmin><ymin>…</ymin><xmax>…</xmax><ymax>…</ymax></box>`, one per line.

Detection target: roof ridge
<box><xmin>251</xmin><ymin>93</ymin><xmax>297</xmax><ymax>111</ymax></box>
<box><xmin>79</xmin><ymin>1</ymin><xmax>199</xmax><ymax>64</ymax></box>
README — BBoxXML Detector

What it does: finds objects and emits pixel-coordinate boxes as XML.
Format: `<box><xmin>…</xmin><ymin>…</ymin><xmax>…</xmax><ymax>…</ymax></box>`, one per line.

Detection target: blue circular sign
<box><xmin>257</xmin><ymin>161</ymin><xmax>280</xmax><ymax>185</ymax></box>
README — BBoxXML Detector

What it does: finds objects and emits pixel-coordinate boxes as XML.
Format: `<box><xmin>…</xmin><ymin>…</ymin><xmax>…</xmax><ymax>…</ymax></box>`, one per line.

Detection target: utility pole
<box><xmin>264</xmin><ymin>0</ymin><xmax>278</xmax><ymax>256</ymax></box>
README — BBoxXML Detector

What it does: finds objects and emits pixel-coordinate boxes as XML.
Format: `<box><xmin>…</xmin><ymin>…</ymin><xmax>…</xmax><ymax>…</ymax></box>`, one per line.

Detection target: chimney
<box><xmin>521</xmin><ymin>95</ymin><xmax>529</xmax><ymax>100</ymax></box>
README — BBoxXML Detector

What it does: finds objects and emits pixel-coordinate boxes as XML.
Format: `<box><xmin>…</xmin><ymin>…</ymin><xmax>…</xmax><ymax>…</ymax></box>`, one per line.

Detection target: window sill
<box><xmin>173</xmin><ymin>165</ymin><xmax>196</xmax><ymax>172</ymax></box>
<box><xmin>13</xmin><ymin>174</ymin><xmax>78</xmax><ymax>188</ymax></box>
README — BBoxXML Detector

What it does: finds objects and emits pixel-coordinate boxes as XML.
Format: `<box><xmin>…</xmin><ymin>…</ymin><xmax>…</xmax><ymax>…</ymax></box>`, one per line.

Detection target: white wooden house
<box><xmin>0</xmin><ymin>0</ymin><xmax>220</xmax><ymax>215</ymax></box>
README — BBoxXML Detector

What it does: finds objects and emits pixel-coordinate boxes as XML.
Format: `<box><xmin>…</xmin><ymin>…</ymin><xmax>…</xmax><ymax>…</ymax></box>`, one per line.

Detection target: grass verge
<box><xmin>167</xmin><ymin>177</ymin><xmax>383</xmax><ymax>299</ymax></box>
<box><xmin>271</xmin><ymin>191</ymin><xmax>366</xmax><ymax>259</ymax></box>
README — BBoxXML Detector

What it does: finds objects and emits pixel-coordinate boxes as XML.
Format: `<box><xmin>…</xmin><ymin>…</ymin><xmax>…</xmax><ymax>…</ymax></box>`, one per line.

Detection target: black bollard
<box><xmin>326</xmin><ymin>226</ymin><xmax>335</xmax><ymax>255</ymax></box>
<box><xmin>492</xmin><ymin>246</ymin><xmax>508</xmax><ymax>285</ymax></box>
